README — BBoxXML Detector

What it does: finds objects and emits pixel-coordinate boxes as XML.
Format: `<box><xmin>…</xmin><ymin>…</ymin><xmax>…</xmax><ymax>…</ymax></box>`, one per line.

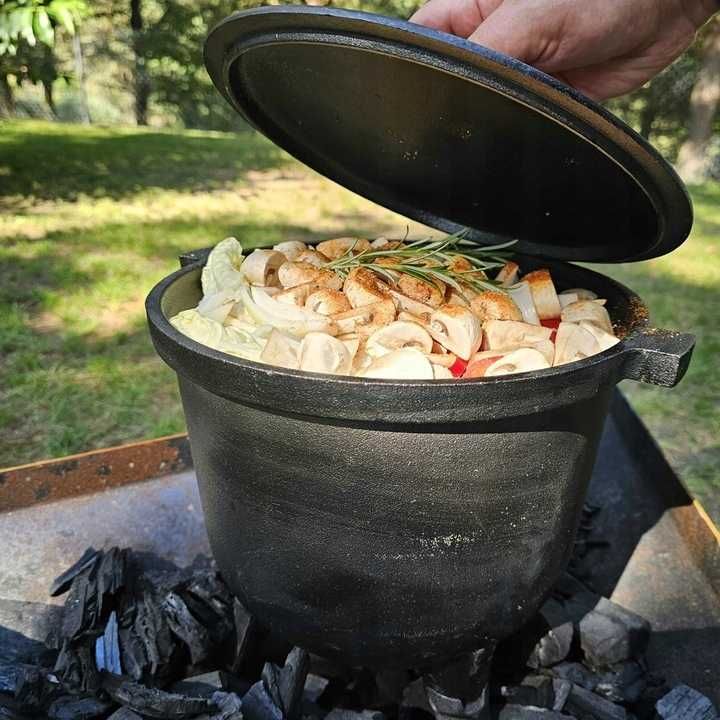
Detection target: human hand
<box><xmin>410</xmin><ymin>0</ymin><xmax>716</xmax><ymax>99</ymax></box>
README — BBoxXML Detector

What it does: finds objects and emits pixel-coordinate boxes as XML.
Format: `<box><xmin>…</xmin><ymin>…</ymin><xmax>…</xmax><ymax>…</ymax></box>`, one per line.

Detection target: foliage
<box><xmin>0</xmin><ymin>0</ymin><xmax>86</xmax><ymax>54</ymax></box>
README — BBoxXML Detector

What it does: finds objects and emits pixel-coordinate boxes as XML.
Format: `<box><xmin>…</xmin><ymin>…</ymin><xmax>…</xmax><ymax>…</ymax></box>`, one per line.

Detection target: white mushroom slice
<box><xmin>483</xmin><ymin>320</ymin><xmax>553</xmax><ymax>350</ymax></box>
<box><xmin>201</xmin><ymin>237</ymin><xmax>245</xmax><ymax>295</ymax></box>
<box><xmin>578</xmin><ymin>320</ymin><xmax>620</xmax><ymax>352</ymax></box>
<box><xmin>470</xmin><ymin>291</ymin><xmax>523</xmax><ymax>323</ymax></box>
<box><xmin>298</xmin><ymin>332</ymin><xmax>352</xmax><ymax>375</ymax></box>
<box><xmin>352</xmin><ymin>347</ymin><xmax>374</xmax><ymax>374</ymax></box>
<box><xmin>428</xmin><ymin>305</ymin><xmax>483</xmax><ymax>361</ymax></box>
<box><xmin>562</xmin><ymin>288</ymin><xmax>598</xmax><ymax>301</ymax></box>
<box><xmin>339</xmin><ymin>335</ymin><xmax>361</xmax><ymax>363</ymax></box>
<box><xmin>240</xmin><ymin>249</ymin><xmax>286</xmax><ymax>287</ymax></box>
<box><xmin>396</xmin><ymin>273</ymin><xmax>445</xmax><ymax>308</ymax></box>
<box><xmin>197</xmin><ymin>289</ymin><xmax>237</xmax><ymax>324</ymax></box>
<box><xmin>561</xmin><ymin>299</ymin><xmax>613</xmax><ymax>335</ymax></box>
<box><xmin>343</xmin><ymin>267</ymin><xmax>393</xmax><ymax>308</ymax></box>
<box><xmin>389</xmin><ymin>290</ymin><xmax>434</xmax><ymax>319</ymax></box>
<box><xmin>278</xmin><ymin>262</ymin><xmax>342</xmax><ymax>290</ymax></box>
<box><xmin>332</xmin><ymin>299</ymin><xmax>396</xmax><ymax>335</ymax></box>
<box><xmin>260</xmin><ymin>329</ymin><xmax>300</xmax><ymax>370</ymax></box>
<box><xmin>522</xmin><ymin>269</ymin><xmax>562</xmax><ymax>320</ymax></box>
<box><xmin>496</xmin><ymin>261</ymin><xmax>520</xmax><ymax>287</ymax></box>
<box><xmin>316</xmin><ymin>237</ymin><xmax>371</xmax><ymax>259</ymax></box>
<box><xmin>297</xmin><ymin>249</ymin><xmax>328</xmax><ymax>267</ymax></box>
<box><xmin>275</xmin><ymin>283</ymin><xmax>320</xmax><ymax>307</ymax></box>
<box><xmin>446</xmin><ymin>289</ymin><xmax>471</xmax><ymax>307</ymax></box>
<box><xmin>366</xmin><ymin>321</ymin><xmax>433</xmax><ymax>358</ymax></box>
<box><xmin>305</xmin><ymin>289</ymin><xmax>351</xmax><ymax>316</ymax></box>
<box><xmin>432</xmin><ymin>364</ymin><xmax>454</xmax><ymax>379</ymax></box>
<box><xmin>484</xmin><ymin>348</ymin><xmax>550</xmax><ymax>376</ymax></box>
<box><xmin>507</xmin><ymin>282</ymin><xmax>541</xmax><ymax>325</ymax></box>
<box><xmin>361</xmin><ymin>348</ymin><xmax>434</xmax><ymax>380</ymax></box>
<box><xmin>273</xmin><ymin>240</ymin><xmax>307</xmax><ymax>261</ymax></box>
<box><xmin>427</xmin><ymin>352</ymin><xmax>456</xmax><ymax>367</ymax></box>
<box><xmin>487</xmin><ymin>340</ymin><xmax>555</xmax><ymax>365</ymax></box>
<box><xmin>553</xmin><ymin>322</ymin><xmax>600</xmax><ymax>366</ymax></box>
<box><xmin>558</xmin><ymin>292</ymin><xmax>579</xmax><ymax>309</ymax></box>
<box><xmin>370</xmin><ymin>237</ymin><xmax>389</xmax><ymax>249</ymax></box>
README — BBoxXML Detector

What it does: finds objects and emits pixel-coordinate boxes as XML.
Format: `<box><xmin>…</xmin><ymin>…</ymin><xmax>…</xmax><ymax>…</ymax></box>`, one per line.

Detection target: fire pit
<box><xmin>145</xmin><ymin>6</ymin><xmax>699</xmax><ymax>713</ymax></box>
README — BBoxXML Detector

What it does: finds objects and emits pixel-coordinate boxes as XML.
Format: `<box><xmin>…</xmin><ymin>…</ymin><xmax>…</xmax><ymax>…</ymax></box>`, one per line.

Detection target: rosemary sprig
<box><xmin>326</xmin><ymin>231</ymin><xmax>516</xmax><ymax>296</ymax></box>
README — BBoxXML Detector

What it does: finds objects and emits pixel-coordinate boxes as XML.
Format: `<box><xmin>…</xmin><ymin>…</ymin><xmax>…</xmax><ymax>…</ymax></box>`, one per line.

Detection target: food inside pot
<box><xmin>169</xmin><ymin>234</ymin><xmax>619</xmax><ymax>379</ymax></box>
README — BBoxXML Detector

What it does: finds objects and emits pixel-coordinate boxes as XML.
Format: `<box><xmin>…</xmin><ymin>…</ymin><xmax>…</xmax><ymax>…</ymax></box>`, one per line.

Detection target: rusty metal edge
<box><xmin>611</xmin><ymin>391</ymin><xmax>720</xmax><ymax>597</ymax></box>
<box><xmin>0</xmin><ymin>433</ymin><xmax>192</xmax><ymax>513</ymax></box>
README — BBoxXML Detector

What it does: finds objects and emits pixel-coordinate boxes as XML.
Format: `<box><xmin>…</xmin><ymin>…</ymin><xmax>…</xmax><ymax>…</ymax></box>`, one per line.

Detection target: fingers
<box><xmin>410</xmin><ymin>0</ymin><xmax>497</xmax><ymax>39</ymax></box>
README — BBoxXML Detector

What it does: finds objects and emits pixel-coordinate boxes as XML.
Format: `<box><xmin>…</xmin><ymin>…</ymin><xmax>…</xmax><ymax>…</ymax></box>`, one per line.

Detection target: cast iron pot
<box><xmin>146</xmin><ymin>251</ymin><xmax>693</xmax><ymax>669</ymax></box>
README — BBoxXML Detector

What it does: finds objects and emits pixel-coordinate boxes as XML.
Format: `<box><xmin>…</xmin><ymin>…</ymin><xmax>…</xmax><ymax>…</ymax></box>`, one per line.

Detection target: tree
<box><xmin>130</xmin><ymin>0</ymin><xmax>149</xmax><ymax>125</ymax></box>
<box><xmin>676</xmin><ymin>19</ymin><xmax>720</xmax><ymax>183</ymax></box>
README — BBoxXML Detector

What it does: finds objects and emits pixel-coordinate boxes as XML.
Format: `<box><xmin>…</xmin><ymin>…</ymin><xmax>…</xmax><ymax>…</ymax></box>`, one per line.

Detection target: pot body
<box><xmin>147</xmin><ymin>253</ymin><xmax>693</xmax><ymax>669</ymax></box>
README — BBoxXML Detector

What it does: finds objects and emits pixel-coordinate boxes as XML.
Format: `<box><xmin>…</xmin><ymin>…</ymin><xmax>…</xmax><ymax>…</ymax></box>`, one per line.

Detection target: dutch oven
<box><xmin>146</xmin><ymin>6</ymin><xmax>695</xmax><ymax>673</ymax></box>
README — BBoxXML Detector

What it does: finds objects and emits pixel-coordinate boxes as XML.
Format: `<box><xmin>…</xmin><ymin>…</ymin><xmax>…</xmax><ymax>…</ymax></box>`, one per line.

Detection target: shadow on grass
<box><xmin>1</xmin><ymin>123</ymin><xmax>289</xmax><ymax>203</ymax></box>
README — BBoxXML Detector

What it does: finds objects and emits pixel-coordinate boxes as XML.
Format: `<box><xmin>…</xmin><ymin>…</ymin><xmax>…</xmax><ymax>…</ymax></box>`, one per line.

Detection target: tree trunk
<box><xmin>676</xmin><ymin>22</ymin><xmax>720</xmax><ymax>183</ymax></box>
<box><xmin>0</xmin><ymin>73</ymin><xmax>15</xmax><ymax>118</ymax></box>
<box><xmin>73</xmin><ymin>33</ymin><xmax>92</xmax><ymax>124</ymax></box>
<box><xmin>43</xmin><ymin>80</ymin><xmax>57</xmax><ymax>118</ymax></box>
<box><xmin>130</xmin><ymin>0</ymin><xmax>150</xmax><ymax>126</ymax></box>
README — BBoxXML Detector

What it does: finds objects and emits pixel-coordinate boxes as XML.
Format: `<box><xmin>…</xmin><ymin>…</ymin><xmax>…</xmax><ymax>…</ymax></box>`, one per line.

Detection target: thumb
<box><xmin>410</xmin><ymin>0</ymin><xmax>500</xmax><ymax>39</ymax></box>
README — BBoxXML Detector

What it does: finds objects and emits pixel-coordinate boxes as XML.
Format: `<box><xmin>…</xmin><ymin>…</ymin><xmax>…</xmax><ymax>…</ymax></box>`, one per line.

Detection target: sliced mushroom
<box><xmin>260</xmin><ymin>329</ymin><xmax>300</xmax><ymax>370</ymax></box>
<box><xmin>522</xmin><ymin>269</ymin><xmax>562</xmax><ymax>320</ymax></box>
<box><xmin>496</xmin><ymin>261</ymin><xmax>520</xmax><ymax>287</ymax></box>
<box><xmin>343</xmin><ymin>267</ymin><xmax>393</xmax><ymax>308</ymax></box>
<box><xmin>389</xmin><ymin>290</ymin><xmax>434</xmax><ymax>319</ymax></box>
<box><xmin>366</xmin><ymin>321</ymin><xmax>434</xmax><ymax>358</ymax></box>
<box><xmin>296</xmin><ymin>249</ymin><xmax>328</xmax><ymax>267</ymax></box>
<box><xmin>553</xmin><ymin>322</ymin><xmax>600</xmax><ymax>365</ymax></box>
<box><xmin>370</xmin><ymin>237</ymin><xmax>404</xmax><ymax>250</ymax></box>
<box><xmin>331</xmin><ymin>299</ymin><xmax>396</xmax><ymax>335</ymax></box>
<box><xmin>298</xmin><ymin>332</ymin><xmax>352</xmax><ymax>375</ymax></box>
<box><xmin>562</xmin><ymin>287</ymin><xmax>598</xmax><ymax>301</ymax></box>
<box><xmin>240</xmin><ymin>249</ymin><xmax>286</xmax><ymax>287</ymax></box>
<box><xmin>275</xmin><ymin>282</ymin><xmax>320</xmax><ymax>306</ymax></box>
<box><xmin>427</xmin><ymin>352</ymin><xmax>456</xmax><ymax>367</ymax></box>
<box><xmin>278</xmin><ymin>261</ymin><xmax>343</xmax><ymax>290</ymax></box>
<box><xmin>558</xmin><ymin>292</ymin><xmax>579</xmax><ymax>309</ymax></box>
<box><xmin>483</xmin><ymin>320</ymin><xmax>553</xmax><ymax>350</ymax></box>
<box><xmin>578</xmin><ymin>320</ymin><xmax>620</xmax><ymax>352</ymax></box>
<box><xmin>361</xmin><ymin>348</ymin><xmax>434</xmax><ymax>380</ymax></box>
<box><xmin>486</xmin><ymin>339</ymin><xmax>555</xmax><ymax>365</ymax></box>
<box><xmin>427</xmin><ymin>305</ymin><xmax>483</xmax><ymax>360</ymax></box>
<box><xmin>305</xmin><ymin>289</ymin><xmax>351</xmax><ymax>316</ymax></box>
<box><xmin>561</xmin><ymin>299</ymin><xmax>613</xmax><ymax>335</ymax></box>
<box><xmin>484</xmin><ymin>348</ymin><xmax>550</xmax><ymax>376</ymax></box>
<box><xmin>432</xmin><ymin>364</ymin><xmax>454</xmax><ymax>379</ymax></box>
<box><xmin>445</xmin><ymin>289</ymin><xmax>471</xmax><ymax>307</ymax></box>
<box><xmin>507</xmin><ymin>281</ymin><xmax>541</xmax><ymax>325</ymax></box>
<box><xmin>338</xmin><ymin>334</ymin><xmax>361</xmax><ymax>363</ymax></box>
<box><xmin>273</xmin><ymin>240</ymin><xmax>307</xmax><ymax>261</ymax></box>
<box><xmin>470</xmin><ymin>291</ymin><xmax>523</xmax><ymax>323</ymax></box>
<box><xmin>396</xmin><ymin>273</ymin><xmax>445</xmax><ymax>308</ymax></box>
<box><xmin>317</xmin><ymin>237</ymin><xmax>371</xmax><ymax>259</ymax></box>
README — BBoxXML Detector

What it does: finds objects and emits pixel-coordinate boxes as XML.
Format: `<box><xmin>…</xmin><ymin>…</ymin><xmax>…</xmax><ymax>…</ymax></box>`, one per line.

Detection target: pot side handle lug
<box><xmin>620</xmin><ymin>328</ymin><xmax>695</xmax><ymax>387</ymax></box>
<box><xmin>179</xmin><ymin>247</ymin><xmax>212</xmax><ymax>268</ymax></box>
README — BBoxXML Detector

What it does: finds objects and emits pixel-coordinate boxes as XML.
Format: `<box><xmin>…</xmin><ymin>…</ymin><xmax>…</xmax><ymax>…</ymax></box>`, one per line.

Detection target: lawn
<box><xmin>1</xmin><ymin>120</ymin><xmax>718</xmax><ymax>520</ymax></box>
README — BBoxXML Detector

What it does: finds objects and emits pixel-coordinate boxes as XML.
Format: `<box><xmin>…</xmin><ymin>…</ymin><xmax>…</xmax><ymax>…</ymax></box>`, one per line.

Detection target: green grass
<box><xmin>1</xmin><ymin>120</ymin><xmax>718</xmax><ymax>522</ymax></box>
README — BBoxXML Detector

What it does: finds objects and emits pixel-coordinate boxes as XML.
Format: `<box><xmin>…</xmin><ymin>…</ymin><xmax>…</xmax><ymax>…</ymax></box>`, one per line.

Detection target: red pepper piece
<box><xmin>449</xmin><ymin>357</ymin><xmax>468</xmax><ymax>378</ymax></box>
<box><xmin>541</xmin><ymin>318</ymin><xmax>560</xmax><ymax>343</ymax></box>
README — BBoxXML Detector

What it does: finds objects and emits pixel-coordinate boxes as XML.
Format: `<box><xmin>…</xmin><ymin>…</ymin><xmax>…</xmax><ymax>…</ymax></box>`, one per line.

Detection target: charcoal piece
<box><xmin>95</xmin><ymin>610</ymin><xmax>122</xmax><ymax>675</ymax></box>
<box><xmin>500</xmin><ymin>675</ymin><xmax>554</xmax><ymax>709</ymax></box>
<box><xmin>398</xmin><ymin>707</ymin><xmax>434</xmax><ymax>720</ymax></box>
<box><xmin>325</xmin><ymin>710</ymin><xmax>386</xmax><ymax>720</ymax></box>
<box><xmin>375</xmin><ymin>668</ymin><xmax>412</xmax><ymax>707</ymax></box>
<box><xmin>552</xmin><ymin>679</ymin><xmax>572</xmax><ymax>712</ymax></box>
<box><xmin>52</xmin><ymin>642</ymin><xmax>100</xmax><ymax>695</ymax></box>
<box><xmin>656</xmin><ymin>685</ymin><xmax>717</xmax><ymax>720</ymax></box>
<box><xmin>594</xmin><ymin>661</ymin><xmax>647</xmax><ymax>704</ymax></box>
<box><xmin>401</xmin><ymin>679</ymin><xmax>433</xmax><ymax>714</ymax></box>
<box><xmin>304</xmin><ymin>673</ymin><xmax>330</xmax><ymax>704</ymax></box>
<box><xmin>496</xmin><ymin>706</ymin><xmax>571</xmax><ymax>720</ymax></box>
<box><xmin>551</xmin><ymin>662</ymin><xmax>598</xmax><ymax>691</ymax></box>
<box><xmin>50</xmin><ymin>548</ymin><xmax>99</xmax><ymax>597</ymax></box>
<box><xmin>13</xmin><ymin>664</ymin><xmax>59</xmax><ymax>710</ymax></box>
<box><xmin>210</xmin><ymin>690</ymin><xmax>244</xmax><ymax>720</ymax></box>
<box><xmin>171</xmin><ymin>671</ymin><xmax>249</xmax><ymax>700</ymax></box>
<box><xmin>107</xmin><ymin>709</ymin><xmax>144</xmax><ymax>720</ymax></box>
<box><xmin>230</xmin><ymin>599</ymin><xmax>256</xmax><ymax>674</ymax></box>
<box><xmin>566</xmin><ymin>683</ymin><xmax>627</xmax><ymax>720</ymax></box>
<box><xmin>308</xmin><ymin>653</ymin><xmax>351</xmax><ymax>680</ymax></box>
<box><xmin>261</xmin><ymin>646</ymin><xmax>309</xmax><ymax>720</ymax></box>
<box><xmin>578</xmin><ymin>598</ymin><xmax>650</xmax><ymax>668</ymax></box>
<box><xmin>46</xmin><ymin>695</ymin><xmax>111</xmax><ymax>720</ymax></box>
<box><xmin>162</xmin><ymin>591</ymin><xmax>211</xmax><ymax>665</ymax></box>
<box><xmin>94</xmin><ymin>547</ymin><xmax>128</xmax><ymax>619</ymax></box>
<box><xmin>182</xmin><ymin>573</ymin><xmax>234</xmax><ymax>647</ymax></box>
<box><xmin>0</xmin><ymin>662</ymin><xmax>28</xmax><ymax>695</ymax></box>
<box><xmin>0</xmin><ymin>603</ymin><xmax>61</xmax><ymax>663</ymax></box>
<box><xmin>527</xmin><ymin>600</ymin><xmax>574</xmax><ymax>669</ymax></box>
<box><xmin>103</xmin><ymin>676</ymin><xmax>216</xmax><ymax>719</ymax></box>
<box><xmin>241</xmin><ymin>680</ymin><xmax>283</xmax><ymax>720</ymax></box>
<box><xmin>60</xmin><ymin>573</ymin><xmax>92</xmax><ymax>641</ymax></box>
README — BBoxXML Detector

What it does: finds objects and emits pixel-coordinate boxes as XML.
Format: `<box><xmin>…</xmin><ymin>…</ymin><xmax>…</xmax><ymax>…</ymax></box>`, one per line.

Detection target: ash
<box><xmin>0</xmin><ymin>506</ymin><xmax>715</xmax><ymax>720</ymax></box>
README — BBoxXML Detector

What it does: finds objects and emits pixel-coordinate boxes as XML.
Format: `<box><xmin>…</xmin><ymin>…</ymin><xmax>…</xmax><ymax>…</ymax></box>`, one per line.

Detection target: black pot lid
<box><xmin>204</xmin><ymin>6</ymin><xmax>692</xmax><ymax>262</ymax></box>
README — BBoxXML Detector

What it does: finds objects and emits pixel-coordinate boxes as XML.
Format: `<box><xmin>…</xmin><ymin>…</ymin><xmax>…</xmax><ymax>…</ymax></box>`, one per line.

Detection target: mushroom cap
<box><xmin>273</xmin><ymin>241</ymin><xmax>307</xmax><ymax>261</ymax></box>
<box><xmin>553</xmin><ymin>322</ymin><xmax>600</xmax><ymax>365</ymax></box>
<box><xmin>483</xmin><ymin>320</ymin><xmax>553</xmax><ymax>350</ymax></box>
<box><xmin>561</xmin><ymin>299</ymin><xmax>613</xmax><ymax>335</ymax></box>
<box><xmin>522</xmin><ymin>269</ymin><xmax>562</xmax><ymax>320</ymax></box>
<box><xmin>296</xmin><ymin>249</ymin><xmax>329</xmax><ymax>267</ymax></box>
<box><xmin>316</xmin><ymin>237</ymin><xmax>371</xmax><ymax>259</ymax></box>
<box><xmin>366</xmin><ymin>320</ymin><xmax>434</xmax><ymax>357</ymax></box>
<box><xmin>241</xmin><ymin>249</ymin><xmax>286</xmax><ymax>287</ymax></box>
<box><xmin>484</xmin><ymin>348</ymin><xmax>550</xmax><ymax>376</ymax></box>
<box><xmin>332</xmin><ymin>299</ymin><xmax>396</xmax><ymax>335</ymax></box>
<box><xmin>343</xmin><ymin>267</ymin><xmax>393</xmax><ymax>308</ymax></box>
<box><xmin>275</xmin><ymin>282</ymin><xmax>321</xmax><ymax>307</ymax></box>
<box><xmin>361</xmin><ymin>348</ymin><xmax>434</xmax><ymax>379</ymax></box>
<box><xmin>305</xmin><ymin>288</ymin><xmax>351</xmax><ymax>316</ymax></box>
<box><xmin>578</xmin><ymin>320</ymin><xmax>620</xmax><ymax>351</ymax></box>
<box><xmin>428</xmin><ymin>304</ymin><xmax>483</xmax><ymax>360</ymax></box>
<box><xmin>507</xmin><ymin>282</ymin><xmax>541</xmax><ymax>325</ymax></box>
<box><xmin>558</xmin><ymin>292</ymin><xmax>579</xmax><ymax>309</ymax></box>
<box><xmin>470</xmin><ymin>291</ymin><xmax>523</xmax><ymax>323</ymax></box>
<box><xmin>495</xmin><ymin>261</ymin><xmax>520</xmax><ymax>287</ymax></box>
<box><xmin>260</xmin><ymin>329</ymin><xmax>300</xmax><ymax>370</ymax></box>
<box><xmin>278</xmin><ymin>262</ymin><xmax>342</xmax><ymax>290</ymax></box>
<box><xmin>298</xmin><ymin>332</ymin><xmax>352</xmax><ymax>375</ymax></box>
<box><xmin>396</xmin><ymin>273</ymin><xmax>445</xmax><ymax>308</ymax></box>
<box><xmin>562</xmin><ymin>287</ymin><xmax>598</xmax><ymax>301</ymax></box>
<box><xmin>389</xmin><ymin>290</ymin><xmax>434</xmax><ymax>319</ymax></box>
